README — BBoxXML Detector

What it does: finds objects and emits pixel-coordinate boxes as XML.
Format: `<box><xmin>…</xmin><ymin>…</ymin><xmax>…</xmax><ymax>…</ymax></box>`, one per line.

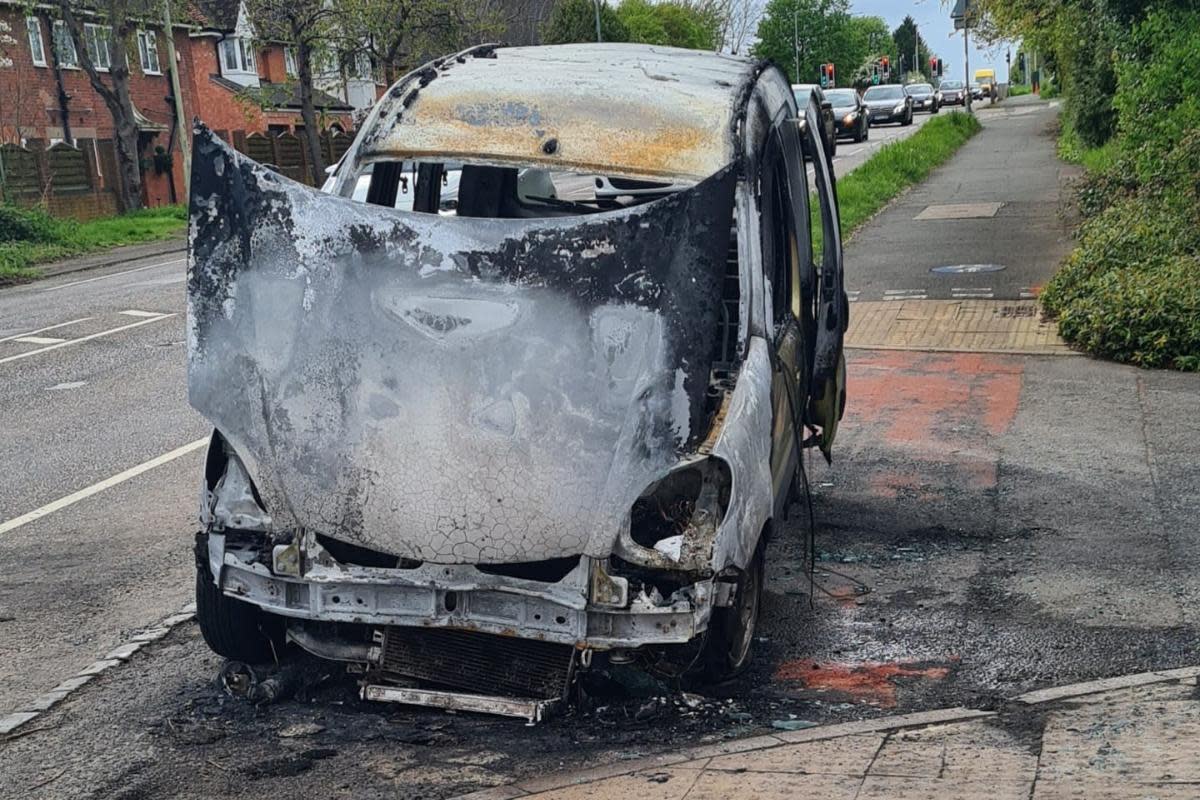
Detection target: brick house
<box><xmin>0</xmin><ymin>0</ymin><xmax>362</xmax><ymax>216</ymax></box>
<box><xmin>0</xmin><ymin>5</ymin><xmax>190</xmax><ymax>211</ymax></box>
<box><xmin>182</xmin><ymin>0</ymin><xmax>361</xmax><ymax>140</ymax></box>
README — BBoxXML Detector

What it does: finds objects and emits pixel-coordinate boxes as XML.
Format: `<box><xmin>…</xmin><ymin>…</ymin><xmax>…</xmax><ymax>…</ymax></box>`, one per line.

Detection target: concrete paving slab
<box><xmin>846</xmin><ymin>300</ymin><xmax>1071</xmax><ymax>354</ymax></box>
<box><xmin>685</xmin><ymin>770</ymin><xmax>860</xmax><ymax>800</ymax></box>
<box><xmin>705</xmin><ymin>733</ymin><xmax>883</xmax><ymax>775</ymax></box>
<box><xmin>523</xmin><ymin>768</ymin><xmax>701</xmax><ymax>800</ymax></box>
<box><xmin>859</xmin><ymin>776</ymin><xmax>1032</xmax><ymax>800</ymax></box>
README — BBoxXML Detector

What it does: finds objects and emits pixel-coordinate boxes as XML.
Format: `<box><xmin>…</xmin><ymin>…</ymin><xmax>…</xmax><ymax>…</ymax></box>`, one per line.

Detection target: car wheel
<box><xmin>853</xmin><ymin>124</ymin><xmax>864</xmax><ymax>143</ymax></box>
<box><xmin>701</xmin><ymin>538</ymin><xmax>765</xmax><ymax>682</ymax></box>
<box><xmin>195</xmin><ymin>560</ymin><xmax>285</xmax><ymax>664</ymax></box>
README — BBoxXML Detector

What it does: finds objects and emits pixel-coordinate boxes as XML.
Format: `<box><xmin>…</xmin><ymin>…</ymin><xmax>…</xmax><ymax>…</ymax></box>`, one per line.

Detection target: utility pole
<box><xmin>793</xmin><ymin>8</ymin><xmax>799</xmax><ymax>84</ymax></box>
<box><xmin>964</xmin><ymin>19</ymin><xmax>972</xmax><ymax>113</ymax></box>
<box><xmin>913</xmin><ymin>21</ymin><xmax>919</xmax><ymax>81</ymax></box>
<box><xmin>593</xmin><ymin>0</ymin><xmax>602</xmax><ymax>42</ymax></box>
<box><xmin>163</xmin><ymin>0</ymin><xmax>191</xmax><ymax>195</ymax></box>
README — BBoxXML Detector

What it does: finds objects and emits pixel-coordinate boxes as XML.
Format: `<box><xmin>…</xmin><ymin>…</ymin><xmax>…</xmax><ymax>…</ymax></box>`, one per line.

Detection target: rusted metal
<box><xmin>348</xmin><ymin>44</ymin><xmax>761</xmax><ymax>183</ymax></box>
<box><xmin>361</xmin><ymin>684</ymin><xmax>559</xmax><ymax>723</ymax></box>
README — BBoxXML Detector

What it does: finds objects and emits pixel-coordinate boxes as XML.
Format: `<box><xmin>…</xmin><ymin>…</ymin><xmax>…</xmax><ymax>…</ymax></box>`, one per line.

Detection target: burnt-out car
<box><xmin>188</xmin><ymin>43</ymin><xmax>848</xmax><ymax>721</ymax></box>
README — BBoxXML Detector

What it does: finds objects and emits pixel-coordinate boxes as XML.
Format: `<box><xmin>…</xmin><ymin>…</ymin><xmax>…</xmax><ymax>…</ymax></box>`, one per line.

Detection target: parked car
<box><xmin>938</xmin><ymin>79</ymin><xmax>968</xmax><ymax>106</ymax></box>
<box><xmin>970</xmin><ymin>81</ymin><xmax>984</xmax><ymax>100</ymax></box>
<box><xmin>862</xmin><ymin>84</ymin><xmax>914</xmax><ymax>126</ymax></box>
<box><xmin>188</xmin><ymin>42</ymin><xmax>849</xmax><ymax>722</ymax></box>
<box><xmin>905</xmin><ymin>83</ymin><xmax>941</xmax><ymax>114</ymax></box>
<box><xmin>825</xmin><ymin>87</ymin><xmax>869</xmax><ymax>142</ymax></box>
<box><xmin>792</xmin><ymin>83</ymin><xmax>838</xmax><ymax>158</ymax></box>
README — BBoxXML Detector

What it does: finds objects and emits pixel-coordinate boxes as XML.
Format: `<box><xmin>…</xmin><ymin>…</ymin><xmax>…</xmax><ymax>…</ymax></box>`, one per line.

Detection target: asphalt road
<box><xmin>0</xmin><ymin>254</ymin><xmax>205</xmax><ymax>711</ymax></box>
<box><xmin>3</xmin><ymin>98</ymin><xmax>1198</xmax><ymax>799</ymax></box>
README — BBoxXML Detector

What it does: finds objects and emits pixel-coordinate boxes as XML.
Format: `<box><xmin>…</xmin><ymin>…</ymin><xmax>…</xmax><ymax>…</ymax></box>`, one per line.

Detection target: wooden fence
<box><xmin>0</xmin><ymin>140</ymin><xmax>119</xmax><ymax>220</ymax></box>
<box><xmin>213</xmin><ymin>129</ymin><xmax>356</xmax><ymax>185</ymax></box>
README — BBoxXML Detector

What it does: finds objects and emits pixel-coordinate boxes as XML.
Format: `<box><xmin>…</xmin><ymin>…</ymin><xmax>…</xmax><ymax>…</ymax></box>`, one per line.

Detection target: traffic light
<box><xmin>937</xmin><ymin>58</ymin><xmax>943</xmax><ymax>77</ymax></box>
<box><xmin>871</xmin><ymin>63</ymin><xmax>881</xmax><ymax>85</ymax></box>
<box><xmin>881</xmin><ymin>55</ymin><xmax>890</xmax><ymax>80</ymax></box>
<box><xmin>1018</xmin><ymin>53</ymin><xmax>1026</xmax><ymax>72</ymax></box>
<box><xmin>820</xmin><ymin>62</ymin><xmax>835</xmax><ymax>88</ymax></box>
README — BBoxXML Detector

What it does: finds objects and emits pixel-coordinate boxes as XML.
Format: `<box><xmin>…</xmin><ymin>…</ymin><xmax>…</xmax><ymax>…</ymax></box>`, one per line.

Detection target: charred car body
<box><xmin>189</xmin><ymin>43</ymin><xmax>848</xmax><ymax>720</ymax></box>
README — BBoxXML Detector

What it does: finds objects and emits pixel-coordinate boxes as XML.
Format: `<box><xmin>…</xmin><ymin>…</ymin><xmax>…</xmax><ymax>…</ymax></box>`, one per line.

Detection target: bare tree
<box><xmin>684</xmin><ymin>0</ymin><xmax>763</xmax><ymax>54</ymax></box>
<box><xmin>56</xmin><ymin>0</ymin><xmax>154</xmax><ymax>211</ymax></box>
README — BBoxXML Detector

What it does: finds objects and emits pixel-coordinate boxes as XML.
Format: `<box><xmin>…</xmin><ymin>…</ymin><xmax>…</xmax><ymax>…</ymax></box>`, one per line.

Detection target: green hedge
<box><xmin>1043</xmin><ymin>129</ymin><xmax>1200</xmax><ymax>370</ymax></box>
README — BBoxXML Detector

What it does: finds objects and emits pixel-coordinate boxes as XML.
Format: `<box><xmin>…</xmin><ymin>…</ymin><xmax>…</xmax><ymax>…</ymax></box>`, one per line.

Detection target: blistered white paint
<box><xmin>709</xmin><ymin>337</ymin><xmax>774</xmax><ymax>571</ymax></box>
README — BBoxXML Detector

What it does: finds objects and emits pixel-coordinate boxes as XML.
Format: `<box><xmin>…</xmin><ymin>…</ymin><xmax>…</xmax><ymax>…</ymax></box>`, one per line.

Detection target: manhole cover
<box><xmin>930</xmin><ymin>264</ymin><xmax>1007</xmax><ymax>274</ymax></box>
<box><xmin>914</xmin><ymin>202</ymin><xmax>1004</xmax><ymax>220</ymax></box>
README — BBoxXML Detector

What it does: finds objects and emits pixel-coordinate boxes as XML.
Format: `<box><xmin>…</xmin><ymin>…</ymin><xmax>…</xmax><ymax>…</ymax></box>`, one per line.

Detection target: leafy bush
<box><xmin>0</xmin><ymin>204</ymin><xmax>59</xmax><ymax>244</ymax></box>
<box><xmin>1112</xmin><ymin>6</ymin><xmax>1200</xmax><ymax>182</ymax></box>
<box><xmin>1043</xmin><ymin>130</ymin><xmax>1200</xmax><ymax>369</ymax></box>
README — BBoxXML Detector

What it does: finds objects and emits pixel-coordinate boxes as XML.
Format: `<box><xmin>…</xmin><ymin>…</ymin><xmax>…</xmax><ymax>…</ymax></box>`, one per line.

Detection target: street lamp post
<box><xmin>593</xmin><ymin>0</ymin><xmax>602</xmax><ymax>43</ymax></box>
<box><xmin>793</xmin><ymin>8</ymin><xmax>799</xmax><ymax>83</ymax></box>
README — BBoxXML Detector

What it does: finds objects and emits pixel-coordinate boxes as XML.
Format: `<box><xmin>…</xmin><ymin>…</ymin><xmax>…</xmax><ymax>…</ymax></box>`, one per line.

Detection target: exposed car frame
<box><xmin>188</xmin><ymin>42</ymin><xmax>848</xmax><ymax>720</ymax></box>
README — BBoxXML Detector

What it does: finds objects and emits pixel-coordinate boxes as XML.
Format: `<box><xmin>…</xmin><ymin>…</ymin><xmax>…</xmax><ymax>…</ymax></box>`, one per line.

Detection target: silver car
<box><xmin>187</xmin><ymin>42</ymin><xmax>848</xmax><ymax>721</ymax></box>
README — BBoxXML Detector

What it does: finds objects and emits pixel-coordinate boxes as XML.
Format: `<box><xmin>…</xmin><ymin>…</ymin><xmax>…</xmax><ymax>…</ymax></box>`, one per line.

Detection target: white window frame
<box><xmin>137</xmin><ymin>29</ymin><xmax>160</xmax><ymax>75</ymax></box>
<box><xmin>239</xmin><ymin>37</ymin><xmax>255</xmax><ymax>72</ymax></box>
<box><xmin>284</xmin><ymin>46</ymin><xmax>297</xmax><ymax>78</ymax></box>
<box><xmin>83</xmin><ymin>23</ymin><xmax>112</xmax><ymax>72</ymax></box>
<box><xmin>27</xmin><ymin>17</ymin><xmax>48</xmax><ymax>67</ymax></box>
<box><xmin>52</xmin><ymin>21</ymin><xmax>78</xmax><ymax>69</ymax></box>
<box><xmin>220</xmin><ymin>35</ymin><xmax>256</xmax><ymax>75</ymax></box>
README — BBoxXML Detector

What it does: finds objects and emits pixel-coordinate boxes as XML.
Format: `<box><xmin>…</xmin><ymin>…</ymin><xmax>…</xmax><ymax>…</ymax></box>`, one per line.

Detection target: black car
<box><xmin>792</xmin><ymin>84</ymin><xmax>837</xmax><ymax>159</ymax></box>
<box><xmin>905</xmin><ymin>83</ymin><xmax>941</xmax><ymax>114</ymax></box>
<box><xmin>938</xmin><ymin>79</ymin><xmax>968</xmax><ymax>106</ymax></box>
<box><xmin>862</xmin><ymin>84</ymin><xmax>914</xmax><ymax>127</ymax></box>
<box><xmin>824</xmin><ymin>88</ymin><xmax>869</xmax><ymax>143</ymax></box>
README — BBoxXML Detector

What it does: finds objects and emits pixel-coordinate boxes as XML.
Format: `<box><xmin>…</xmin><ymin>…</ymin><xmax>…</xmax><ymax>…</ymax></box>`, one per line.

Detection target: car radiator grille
<box><xmin>376</xmin><ymin>627</ymin><xmax>576</xmax><ymax>700</ymax></box>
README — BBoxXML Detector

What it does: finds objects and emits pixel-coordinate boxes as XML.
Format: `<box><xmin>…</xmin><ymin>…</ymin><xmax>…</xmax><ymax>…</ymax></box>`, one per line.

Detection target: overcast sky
<box><xmin>848</xmin><ymin>0</ymin><xmax>1015</xmax><ymax>82</ymax></box>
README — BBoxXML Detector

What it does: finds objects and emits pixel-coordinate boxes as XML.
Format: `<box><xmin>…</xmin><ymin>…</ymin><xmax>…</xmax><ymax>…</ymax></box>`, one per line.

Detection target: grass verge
<box><xmin>815</xmin><ymin>111</ymin><xmax>983</xmax><ymax>252</ymax></box>
<box><xmin>0</xmin><ymin>204</ymin><xmax>186</xmax><ymax>286</ymax></box>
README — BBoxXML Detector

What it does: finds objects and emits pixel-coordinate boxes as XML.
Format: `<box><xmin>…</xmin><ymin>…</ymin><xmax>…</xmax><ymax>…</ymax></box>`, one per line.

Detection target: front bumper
<box><xmin>204</xmin><ymin>531</ymin><xmax>719</xmax><ymax>650</ymax></box>
<box><xmin>868</xmin><ymin>110</ymin><xmax>904</xmax><ymax>123</ymax></box>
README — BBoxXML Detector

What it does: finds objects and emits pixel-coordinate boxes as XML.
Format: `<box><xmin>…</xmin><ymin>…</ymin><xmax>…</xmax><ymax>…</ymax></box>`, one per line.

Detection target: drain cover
<box><xmin>930</xmin><ymin>264</ymin><xmax>1007</xmax><ymax>274</ymax></box>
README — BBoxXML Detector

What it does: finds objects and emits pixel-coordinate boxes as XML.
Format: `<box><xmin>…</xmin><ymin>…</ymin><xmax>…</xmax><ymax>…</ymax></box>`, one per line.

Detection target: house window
<box><xmin>220</xmin><ymin>35</ymin><xmax>256</xmax><ymax>73</ymax></box>
<box><xmin>137</xmin><ymin>30</ymin><xmax>160</xmax><ymax>74</ymax></box>
<box><xmin>27</xmin><ymin>18</ymin><xmax>47</xmax><ymax>67</ymax></box>
<box><xmin>83</xmin><ymin>23</ymin><xmax>112</xmax><ymax>71</ymax></box>
<box><xmin>284</xmin><ymin>47</ymin><xmax>297</xmax><ymax>78</ymax></box>
<box><xmin>239</xmin><ymin>38</ymin><xmax>256</xmax><ymax>72</ymax></box>
<box><xmin>52</xmin><ymin>21</ymin><xmax>78</xmax><ymax>68</ymax></box>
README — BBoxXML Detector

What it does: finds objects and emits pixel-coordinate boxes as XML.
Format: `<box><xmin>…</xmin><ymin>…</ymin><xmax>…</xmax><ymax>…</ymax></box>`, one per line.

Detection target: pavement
<box><xmin>453</xmin><ymin>668</ymin><xmax>1200</xmax><ymax>800</ymax></box>
<box><xmin>0</xmin><ymin>95</ymin><xmax>1198</xmax><ymax>799</ymax></box>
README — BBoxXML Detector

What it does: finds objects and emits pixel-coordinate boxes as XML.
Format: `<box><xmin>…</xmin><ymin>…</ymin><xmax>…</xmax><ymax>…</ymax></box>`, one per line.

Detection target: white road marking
<box><xmin>119</xmin><ymin>309</ymin><xmax>168</xmax><ymax>318</ymax></box>
<box><xmin>0</xmin><ymin>317</ymin><xmax>92</xmax><ymax>344</ymax></box>
<box><xmin>13</xmin><ymin>336</ymin><xmax>66</xmax><ymax>345</ymax></box>
<box><xmin>0</xmin><ymin>437</ymin><xmax>208</xmax><ymax>536</ymax></box>
<box><xmin>46</xmin><ymin>381</ymin><xmax>87</xmax><ymax>391</ymax></box>
<box><xmin>883</xmin><ymin>293</ymin><xmax>927</xmax><ymax>301</ymax></box>
<box><xmin>884</xmin><ymin>289</ymin><xmax>924</xmax><ymax>294</ymax></box>
<box><xmin>0</xmin><ymin>314</ymin><xmax>174</xmax><ymax>365</ymax></box>
<box><xmin>952</xmin><ymin>288</ymin><xmax>995</xmax><ymax>298</ymax></box>
<box><xmin>39</xmin><ymin>257</ymin><xmax>186</xmax><ymax>292</ymax></box>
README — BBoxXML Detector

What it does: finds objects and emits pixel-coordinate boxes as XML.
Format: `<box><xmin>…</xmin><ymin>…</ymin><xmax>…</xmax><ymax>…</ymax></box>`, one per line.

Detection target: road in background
<box><xmin>0</xmin><ymin>255</ymin><xmax>205</xmax><ymax>711</ymax></box>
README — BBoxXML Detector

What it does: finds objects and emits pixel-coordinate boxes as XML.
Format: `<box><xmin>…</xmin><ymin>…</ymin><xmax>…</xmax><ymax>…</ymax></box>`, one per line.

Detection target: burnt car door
<box><xmin>800</xmin><ymin>104</ymin><xmax>848</xmax><ymax>457</ymax></box>
<box><xmin>762</xmin><ymin>110</ymin><xmax>812</xmax><ymax>513</ymax></box>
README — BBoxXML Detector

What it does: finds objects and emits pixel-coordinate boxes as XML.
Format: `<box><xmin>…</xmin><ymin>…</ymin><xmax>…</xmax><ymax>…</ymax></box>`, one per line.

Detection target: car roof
<box><xmin>357</xmin><ymin>43</ymin><xmax>761</xmax><ymax>182</ymax></box>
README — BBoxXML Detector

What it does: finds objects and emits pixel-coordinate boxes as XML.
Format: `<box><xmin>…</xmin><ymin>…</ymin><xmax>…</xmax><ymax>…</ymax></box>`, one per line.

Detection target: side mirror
<box><xmin>795</xmin><ymin>118</ymin><xmax>813</xmax><ymax>162</ymax></box>
<box><xmin>821</xmin><ymin>101</ymin><xmax>833</xmax><ymax>112</ymax></box>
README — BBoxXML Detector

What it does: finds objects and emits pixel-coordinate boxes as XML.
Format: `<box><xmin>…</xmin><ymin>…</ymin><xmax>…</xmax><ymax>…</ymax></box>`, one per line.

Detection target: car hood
<box><xmin>864</xmin><ymin>97</ymin><xmax>904</xmax><ymax>108</ymax></box>
<box><xmin>832</xmin><ymin>105</ymin><xmax>859</xmax><ymax>116</ymax></box>
<box><xmin>187</xmin><ymin>126</ymin><xmax>735</xmax><ymax>563</ymax></box>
